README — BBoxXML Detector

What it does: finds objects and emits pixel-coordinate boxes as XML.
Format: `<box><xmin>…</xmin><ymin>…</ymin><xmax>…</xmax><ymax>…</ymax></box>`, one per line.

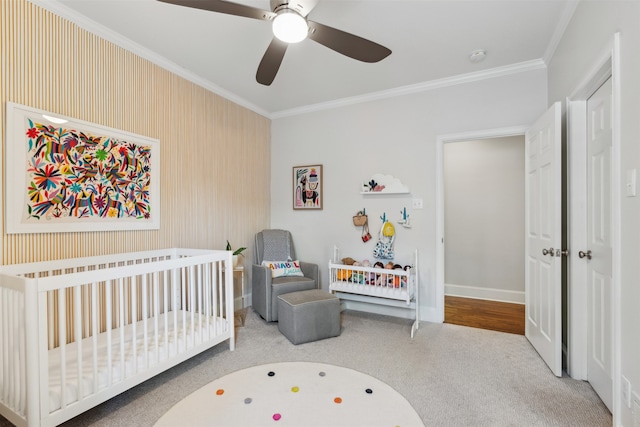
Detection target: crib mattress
<box><xmin>46</xmin><ymin>311</ymin><xmax>229</xmax><ymax>413</ymax></box>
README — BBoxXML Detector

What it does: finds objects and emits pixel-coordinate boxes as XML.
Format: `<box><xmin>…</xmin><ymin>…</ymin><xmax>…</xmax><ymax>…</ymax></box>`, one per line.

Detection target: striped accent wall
<box><xmin>0</xmin><ymin>0</ymin><xmax>271</xmax><ymax>265</ymax></box>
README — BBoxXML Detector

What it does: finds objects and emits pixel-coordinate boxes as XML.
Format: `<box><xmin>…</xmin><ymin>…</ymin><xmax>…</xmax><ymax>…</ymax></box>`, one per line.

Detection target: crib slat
<box><xmin>153</xmin><ymin>271</ymin><xmax>160</xmax><ymax>365</ymax></box>
<box><xmin>106</xmin><ymin>280</ymin><xmax>113</xmax><ymax>386</ymax></box>
<box><xmin>162</xmin><ymin>269</ymin><xmax>169</xmax><ymax>361</ymax></box>
<box><xmin>36</xmin><ymin>286</ymin><xmax>49</xmax><ymax>426</ymax></box>
<box><xmin>172</xmin><ymin>267</ymin><xmax>179</xmax><ymax>356</ymax></box>
<box><xmin>181</xmin><ymin>266</ymin><xmax>187</xmax><ymax>351</ymax></box>
<box><xmin>59</xmin><ymin>288</ymin><xmax>67</xmax><ymax>409</ymax></box>
<box><xmin>91</xmin><ymin>282</ymin><xmax>99</xmax><ymax>394</ymax></box>
<box><xmin>204</xmin><ymin>262</ymin><xmax>211</xmax><ymax>341</ymax></box>
<box><xmin>74</xmin><ymin>284</ymin><xmax>84</xmax><ymax>407</ymax></box>
<box><xmin>189</xmin><ymin>265</ymin><xmax>195</xmax><ymax>348</ymax></box>
<box><xmin>196</xmin><ymin>264</ymin><xmax>202</xmax><ymax>344</ymax></box>
<box><xmin>132</xmin><ymin>274</ymin><xmax>138</xmax><ymax>375</ymax></box>
<box><xmin>118</xmin><ymin>277</ymin><xmax>125</xmax><ymax>381</ymax></box>
<box><xmin>215</xmin><ymin>262</ymin><xmax>221</xmax><ymax>331</ymax></box>
<box><xmin>142</xmin><ymin>273</ymin><xmax>149</xmax><ymax>368</ymax></box>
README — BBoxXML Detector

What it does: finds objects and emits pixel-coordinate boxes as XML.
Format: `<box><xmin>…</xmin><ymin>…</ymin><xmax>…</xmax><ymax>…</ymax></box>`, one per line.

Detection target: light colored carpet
<box><xmin>154</xmin><ymin>361</ymin><xmax>424</xmax><ymax>427</ymax></box>
<box><xmin>0</xmin><ymin>308</ymin><xmax>612</xmax><ymax>426</ymax></box>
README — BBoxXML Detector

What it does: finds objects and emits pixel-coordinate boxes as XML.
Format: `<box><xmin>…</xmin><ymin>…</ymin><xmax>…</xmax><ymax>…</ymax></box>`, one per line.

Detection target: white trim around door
<box><xmin>435</xmin><ymin>126</ymin><xmax>528</xmax><ymax>323</ymax></box>
<box><xmin>566</xmin><ymin>32</ymin><xmax>621</xmax><ymax>423</ymax></box>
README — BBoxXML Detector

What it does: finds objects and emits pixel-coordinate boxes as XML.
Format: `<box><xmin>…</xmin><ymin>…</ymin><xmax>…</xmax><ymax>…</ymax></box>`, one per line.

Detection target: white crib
<box><xmin>0</xmin><ymin>248</ymin><xmax>235</xmax><ymax>427</ymax></box>
<box><xmin>329</xmin><ymin>249</ymin><xmax>419</xmax><ymax>338</ymax></box>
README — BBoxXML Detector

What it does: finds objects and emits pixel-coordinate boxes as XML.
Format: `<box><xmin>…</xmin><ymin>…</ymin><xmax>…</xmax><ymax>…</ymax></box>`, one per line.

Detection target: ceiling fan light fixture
<box><xmin>272</xmin><ymin>9</ymin><xmax>308</xmax><ymax>43</ymax></box>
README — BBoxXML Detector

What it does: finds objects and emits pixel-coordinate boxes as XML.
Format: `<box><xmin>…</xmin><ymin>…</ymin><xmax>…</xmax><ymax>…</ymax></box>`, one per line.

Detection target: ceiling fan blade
<box><xmin>256</xmin><ymin>38</ymin><xmax>288</xmax><ymax>86</ymax></box>
<box><xmin>158</xmin><ymin>0</ymin><xmax>275</xmax><ymax>21</ymax></box>
<box><xmin>307</xmin><ymin>20</ymin><xmax>391</xmax><ymax>63</ymax></box>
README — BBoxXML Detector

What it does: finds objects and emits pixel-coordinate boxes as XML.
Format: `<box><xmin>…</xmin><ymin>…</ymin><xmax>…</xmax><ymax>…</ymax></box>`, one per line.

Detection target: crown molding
<box><xmin>271</xmin><ymin>59</ymin><xmax>547</xmax><ymax>119</ymax></box>
<box><xmin>543</xmin><ymin>0</ymin><xmax>579</xmax><ymax>65</ymax></box>
<box><xmin>27</xmin><ymin>0</ymin><xmax>270</xmax><ymax>118</ymax></box>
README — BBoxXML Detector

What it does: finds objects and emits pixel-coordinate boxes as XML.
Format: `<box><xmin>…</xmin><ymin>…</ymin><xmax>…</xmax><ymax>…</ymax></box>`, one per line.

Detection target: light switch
<box><xmin>626</xmin><ymin>169</ymin><xmax>636</xmax><ymax>197</ymax></box>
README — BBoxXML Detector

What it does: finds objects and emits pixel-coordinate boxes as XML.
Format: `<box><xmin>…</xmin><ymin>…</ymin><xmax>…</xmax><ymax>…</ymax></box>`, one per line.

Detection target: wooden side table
<box><xmin>233</xmin><ymin>265</ymin><xmax>246</xmax><ymax>326</ymax></box>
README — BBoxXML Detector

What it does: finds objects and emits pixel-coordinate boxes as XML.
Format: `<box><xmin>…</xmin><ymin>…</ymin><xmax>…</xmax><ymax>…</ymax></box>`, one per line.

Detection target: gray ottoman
<box><xmin>277</xmin><ymin>289</ymin><xmax>341</xmax><ymax>345</ymax></box>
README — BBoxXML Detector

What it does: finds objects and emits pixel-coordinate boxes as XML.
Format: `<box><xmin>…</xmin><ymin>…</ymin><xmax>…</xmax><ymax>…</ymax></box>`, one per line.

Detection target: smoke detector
<box><xmin>469</xmin><ymin>49</ymin><xmax>486</xmax><ymax>63</ymax></box>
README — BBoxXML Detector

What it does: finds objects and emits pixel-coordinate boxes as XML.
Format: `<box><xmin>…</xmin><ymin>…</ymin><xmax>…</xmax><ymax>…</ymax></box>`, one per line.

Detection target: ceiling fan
<box><xmin>157</xmin><ymin>0</ymin><xmax>392</xmax><ymax>86</ymax></box>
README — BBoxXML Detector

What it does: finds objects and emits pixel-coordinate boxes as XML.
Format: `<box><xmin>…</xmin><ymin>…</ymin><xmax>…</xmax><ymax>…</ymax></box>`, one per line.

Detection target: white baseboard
<box><xmin>445</xmin><ymin>283</ymin><xmax>524</xmax><ymax>304</ymax></box>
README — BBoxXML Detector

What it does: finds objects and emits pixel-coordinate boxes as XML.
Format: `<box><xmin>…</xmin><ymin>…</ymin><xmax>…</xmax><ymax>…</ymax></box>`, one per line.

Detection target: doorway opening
<box><xmin>436</xmin><ymin>127</ymin><xmax>527</xmax><ymax>330</ymax></box>
<box><xmin>442</xmin><ymin>136</ymin><xmax>526</xmax><ymax>334</ymax></box>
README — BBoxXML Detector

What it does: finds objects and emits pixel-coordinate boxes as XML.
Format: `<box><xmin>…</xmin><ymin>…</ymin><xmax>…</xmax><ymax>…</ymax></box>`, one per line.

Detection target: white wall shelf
<box><xmin>360</xmin><ymin>191</ymin><xmax>410</xmax><ymax>195</ymax></box>
<box><xmin>362</xmin><ymin>173</ymin><xmax>410</xmax><ymax>194</ymax></box>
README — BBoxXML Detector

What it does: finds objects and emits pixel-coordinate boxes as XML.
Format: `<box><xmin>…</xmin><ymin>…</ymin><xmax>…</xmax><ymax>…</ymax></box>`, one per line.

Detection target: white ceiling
<box><xmin>38</xmin><ymin>0</ymin><xmax>577</xmax><ymax>118</ymax></box>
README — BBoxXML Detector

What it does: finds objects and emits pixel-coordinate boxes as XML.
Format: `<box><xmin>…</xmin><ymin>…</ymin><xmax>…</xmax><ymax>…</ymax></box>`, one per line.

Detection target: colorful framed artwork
<box><xmin>5</xmin><ymin>102</ymin><xmax>160</xmax><ymax>234</ymax></box>
<box><xmin>293</xmin><ymin>164</ymin><xmax>322</xmax><ymax>210</ymax></box>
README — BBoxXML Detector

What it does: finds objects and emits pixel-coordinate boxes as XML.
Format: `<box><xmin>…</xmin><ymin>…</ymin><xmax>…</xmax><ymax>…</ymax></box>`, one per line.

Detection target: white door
<box><xmin>584</xmin><ymin>77</ymin><xmax>613</xmax><ymax>411</ymax></box>
<box><xmin>525</xmin><ymin>102</ymin><xmax>562</xmax><ymax>377</ymax></box>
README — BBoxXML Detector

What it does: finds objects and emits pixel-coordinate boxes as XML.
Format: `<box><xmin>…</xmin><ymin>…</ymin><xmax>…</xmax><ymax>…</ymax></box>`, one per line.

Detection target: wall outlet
<box><xmin>623</xmin><ymin>376</ymin><xmax>631</xmax><ymax>408</ymax></box>
<box><xmin>412</xmin><ymin>198</ymin><xmax>423</xmax><ymax>209</ymax></box>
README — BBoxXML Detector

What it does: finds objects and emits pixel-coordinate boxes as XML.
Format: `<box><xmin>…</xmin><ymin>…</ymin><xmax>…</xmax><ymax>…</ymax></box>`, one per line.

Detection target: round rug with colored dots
<box><xmin>154</xmin><ymin>362</ymin><xmax>424</xmax><ymax>427</ymax></box>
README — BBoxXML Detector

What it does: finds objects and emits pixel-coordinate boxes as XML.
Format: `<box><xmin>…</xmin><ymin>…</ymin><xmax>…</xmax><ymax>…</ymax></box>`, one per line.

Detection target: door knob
<box><xmin>542</xmin><ymin>247</ymin><xmax>554</xmax><ymax>256</ymax></box>
<box><xmin>578</xmin><ymin>250</ymin><xmax>592</xmax><ymax>260</ymax></box>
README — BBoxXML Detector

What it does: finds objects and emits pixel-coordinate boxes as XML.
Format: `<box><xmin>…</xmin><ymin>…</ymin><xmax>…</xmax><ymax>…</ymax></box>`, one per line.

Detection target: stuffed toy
<box><xmin>373</xmin><ymin>261</ymin><xmax>385</xmax><ymax>286</ymax></box>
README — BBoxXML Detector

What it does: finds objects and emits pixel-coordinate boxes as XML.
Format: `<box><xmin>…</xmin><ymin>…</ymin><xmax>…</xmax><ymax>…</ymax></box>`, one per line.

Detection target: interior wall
<box><xmin>270</xmin><ymin>69</ymin><xmax>547</xmax><ymax>322</ymax></box>
<box><xmin>444</xmin><ymin>136</ymin><xmax>525</xmax><ymax>303</ymax></box>
<box><xmin>547</xmin><ymin>1</ymin><xmax>640</xmax><ymax>425</ymax></box>
<box><xmin>0</xmin><ymin>0</ymin><xmax>271</xmax><ymax>265</ymax></box>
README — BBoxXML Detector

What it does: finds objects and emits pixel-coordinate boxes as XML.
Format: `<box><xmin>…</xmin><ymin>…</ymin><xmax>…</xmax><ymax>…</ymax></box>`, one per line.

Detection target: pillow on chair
<box><xmin>261</xmin><ymin>260</ymin><xmax>304</xmax><ymax>278</ymax></box>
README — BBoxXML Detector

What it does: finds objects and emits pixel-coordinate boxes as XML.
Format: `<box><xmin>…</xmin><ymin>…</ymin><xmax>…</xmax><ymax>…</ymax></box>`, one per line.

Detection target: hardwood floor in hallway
<box><xmin>444</xmin><ymin>295</ymin><xmax>525</xmax><ymax>335</ymax></box>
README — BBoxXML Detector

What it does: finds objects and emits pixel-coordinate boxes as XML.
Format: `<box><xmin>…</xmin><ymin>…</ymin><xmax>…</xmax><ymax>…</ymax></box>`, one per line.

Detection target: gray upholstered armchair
<box><xmin>251</xmin><ymin>229</ymin><xmax>318</xmax><ymax>322</ymax></box>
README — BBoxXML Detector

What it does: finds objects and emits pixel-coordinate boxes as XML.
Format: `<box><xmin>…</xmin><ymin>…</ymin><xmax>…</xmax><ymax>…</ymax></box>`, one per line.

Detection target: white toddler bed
<box><xmin>0</xmin><ymin>248</ymin><xmax>235</xmax><ymax>427</ymax></box>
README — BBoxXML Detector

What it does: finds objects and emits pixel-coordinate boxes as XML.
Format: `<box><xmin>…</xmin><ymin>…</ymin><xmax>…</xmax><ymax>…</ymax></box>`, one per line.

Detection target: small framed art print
<box><xmin>293</xmin><ymin>165</ymin><xmax>322</xmax><ymax>210</ymax></box>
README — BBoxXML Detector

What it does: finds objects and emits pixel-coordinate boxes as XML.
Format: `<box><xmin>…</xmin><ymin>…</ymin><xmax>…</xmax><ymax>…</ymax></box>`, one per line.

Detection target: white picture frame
<box><xmin>5</xmin><ymin>102</ymin><xmax>160</xmax><ymax>234</ymax></box>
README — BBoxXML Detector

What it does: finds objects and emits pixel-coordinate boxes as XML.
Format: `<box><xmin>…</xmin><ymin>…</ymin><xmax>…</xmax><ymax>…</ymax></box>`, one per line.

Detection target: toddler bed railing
<box><xmin>0</xmin><ymin>248</ymin><xmax>234</xmax><ymax>427</ymax></box>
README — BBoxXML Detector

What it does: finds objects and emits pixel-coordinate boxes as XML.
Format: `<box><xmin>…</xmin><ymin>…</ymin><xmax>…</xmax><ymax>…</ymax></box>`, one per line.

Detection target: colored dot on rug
<box><xmin>291</xmin><ymin>386</ymin><xmax>299</xmax><ymax>393</ymax></box>
<box><xmin>366</xmin><ymin>388</ymin><xmax>373</xmax><ymax>394</ymax></box>
<box><xmin>268</xmin><ymin>371</ymin><xmax>275</xmax><ymax>377</ymax></box>
<box><xmin>319</xmin><ymin>371</ymin><xmax>326</xmax><ymax>377</ymax></box>
<box><xmin>273</xmin><ymin>413</ymin><xmax>281</xmax><ymax>421</ymax></box>
<box><xmin>244</xmin><ymin>398</ymin><xmax>252</xmax><ymax>404</ymax></box>
<box><xmin>215</xmin><ymin>389</ymin><xmax>224</xmax><ymax>395</ymax></box>
<box><xmin>334</xmin><ymin>397</ymin><xmax>342</xmax><ymax>404</ymax></box>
